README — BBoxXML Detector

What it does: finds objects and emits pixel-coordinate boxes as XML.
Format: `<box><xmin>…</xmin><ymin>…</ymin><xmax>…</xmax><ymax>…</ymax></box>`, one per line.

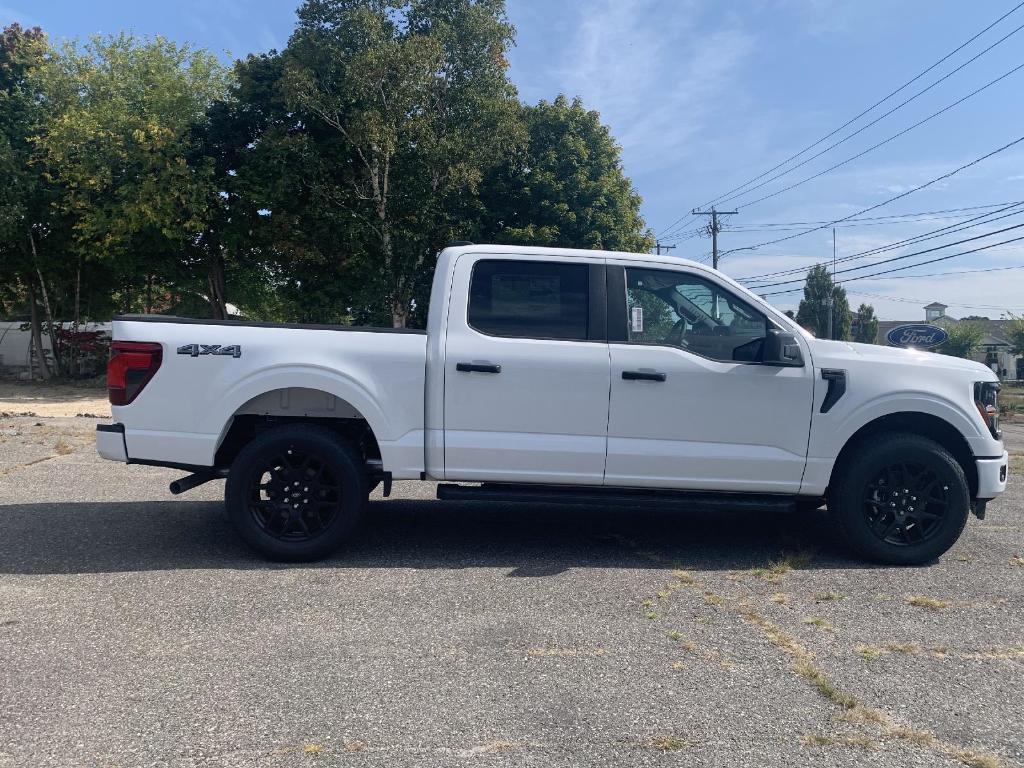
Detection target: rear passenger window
<box><xmin>468</xmin><ymin>260</ymin><xmax>589</xmax><ymax>340</ymax></box>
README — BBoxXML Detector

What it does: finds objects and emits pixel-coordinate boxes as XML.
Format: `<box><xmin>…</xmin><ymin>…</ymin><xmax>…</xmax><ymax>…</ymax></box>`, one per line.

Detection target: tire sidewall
<box><xmin>225</xmin><ymin>425</ymin><xmax>367</xmax><ymax>561</ymax></box>
<box><xmin>832</xmin><ymin>435</ymin><xmax>969</xmax><ymax>565</ymax></box>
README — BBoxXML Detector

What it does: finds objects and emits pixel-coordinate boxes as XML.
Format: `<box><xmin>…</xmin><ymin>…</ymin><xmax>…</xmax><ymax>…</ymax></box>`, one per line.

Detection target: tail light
<box><xmin>108</xmin><ymin>341</ymin><xmax>162</xmax><ymax>406</ymax></box>
<box><xmin>973</xmin><ymin>381</ymin><xmax>1001</xmax><ymax>440</ymax></box>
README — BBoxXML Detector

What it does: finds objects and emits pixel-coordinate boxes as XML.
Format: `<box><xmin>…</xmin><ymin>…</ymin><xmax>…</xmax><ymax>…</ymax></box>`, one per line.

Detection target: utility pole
<box><xmin>828</xmin><ymin>227</ymin><xmax>836</xmax><ymax>340</ymax></box>
<box><xmin>691</xmin><ymin>206</ymin><xmax>737</xmax><ymax>270</ymax></box>
<box><xmin>654</xmin><ymin>242</ymin><xmax>676</xmax><ymax>256</ymax></box>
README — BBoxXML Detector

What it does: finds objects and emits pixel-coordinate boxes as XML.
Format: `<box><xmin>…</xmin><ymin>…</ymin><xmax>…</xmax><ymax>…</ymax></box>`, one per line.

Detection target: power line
<box><xmin>662</xmin><ymin>201</ymin><xmax>1023</xmax><ymax>242</ymax></box>
<box><xmin>870</xmin><ymin>263</ymin><xmax>1024</xmax><ymax>280</ymax></box>
<box><xmin>847</xmin><ymin>290</ymin><xmax>1024</xmax><ymax>311</ymax></box>
<box><xmin>655</xmin><ymin>1</ymin><xmax>1024</xmax><ymax>238</ymax></box>
<box><xmin>738</xmin><ymin>201</ymin><xmax>1024</xmax><ymax>284</ymax></box>
<box><xmin>741</xmin><ymin>221</ymin><xmax>1024</xmax><ymax>290</ymax></box>
<box><xmin>757</xmin><ymin>234</ymin><xmax>1024</xmax><ymax>296</ymax></box>
<box><xmin>721</xmin><ymin>134</ymin><xmax>1024</xmax><ymax>256</ymax></box>
<box><xmin>731</xmin><ymin>58</ymin><xmax>1024</xmax><ymax>211</ymax></box>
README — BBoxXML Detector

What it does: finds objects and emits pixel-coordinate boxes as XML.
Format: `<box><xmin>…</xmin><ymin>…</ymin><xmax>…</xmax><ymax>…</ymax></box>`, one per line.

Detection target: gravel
<box><xmin>0</xmin><ymin>416</ymin><xmax>1021</xmax><ymax>767</ymax></box>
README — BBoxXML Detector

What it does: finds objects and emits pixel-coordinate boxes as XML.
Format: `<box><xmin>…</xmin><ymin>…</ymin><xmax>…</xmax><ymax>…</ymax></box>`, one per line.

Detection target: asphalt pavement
<box><xmin>1</xmin><ymin>416</ymin><xmax>1022</xmax><ymax>767</ymax></box>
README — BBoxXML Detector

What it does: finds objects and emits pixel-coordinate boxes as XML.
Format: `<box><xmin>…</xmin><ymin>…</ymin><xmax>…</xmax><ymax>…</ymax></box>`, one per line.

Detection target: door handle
<box><xmin>622</xmin><ymin>370</ymin><xmax>666</xmax><ymax>382</ymax></box>
<box><xmin>456</xmin><ymin>362</ymin><xmax>502</xmax><ymax>374</ymax></box>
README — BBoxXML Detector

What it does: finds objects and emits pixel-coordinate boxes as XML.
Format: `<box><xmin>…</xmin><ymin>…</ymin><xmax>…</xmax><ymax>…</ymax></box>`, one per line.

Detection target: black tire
<box><xmin>829</xmin><ymin>432</ymin><xmax>969</xmax><ymax>565</ymax></box>
<box><xmin>225</xmin><ymin>424</ymin><xmax>367</xmax><ymax>561</ymax></box>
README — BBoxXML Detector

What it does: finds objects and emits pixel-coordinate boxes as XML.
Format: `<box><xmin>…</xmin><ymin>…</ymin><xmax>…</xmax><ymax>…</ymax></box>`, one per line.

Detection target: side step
<box><xmin>436</xmin><ymin>483</ymin><xmax>797</xmax><ymax>513</ymax></box>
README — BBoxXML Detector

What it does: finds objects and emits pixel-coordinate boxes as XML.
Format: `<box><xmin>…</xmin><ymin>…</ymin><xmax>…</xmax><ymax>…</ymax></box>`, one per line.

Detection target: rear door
<box><xmin>604</xmin><ymin>262</ymin><xmax>814</xmax><ymax>493</ymax></box>
<box><xmin>442</xmin><ymin>253</ymin><xmax>611</xmax><ymax>484</ymax></box>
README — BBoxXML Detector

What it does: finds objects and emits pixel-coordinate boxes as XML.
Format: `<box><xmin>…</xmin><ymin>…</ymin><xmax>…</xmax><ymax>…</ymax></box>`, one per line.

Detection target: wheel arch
<box><xmin>213</xmin><ymin>383</ymin><xmax>384</xmax><ymax>470</ymax></box>
<box><xmin>829</xmin><ymin>412</ymin><xmax>978</xmax><ymax>499</ymax></box>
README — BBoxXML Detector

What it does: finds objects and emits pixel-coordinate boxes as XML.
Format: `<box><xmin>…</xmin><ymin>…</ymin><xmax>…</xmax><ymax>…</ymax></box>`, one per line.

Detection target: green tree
<box><xmin>36</xmin><ymin>34</ymin><xmax>229</xmax><ymax>316</ymax></box>
<box><xmin>853</xmin><ymin>303</ymin><xmax>878</xmax><ymax>344</ymax></box>
<box><xmin>283</xmin><ymin>0</ymin><xmax>520</xmax><ymax>327</ymax></box>
<box><xmin>480</xmin><ymin>95</ymin><xmax>652</xmax><ymax>253</ymax></box>
<box><xmin>936</xmin><ymin>321</ymin><xmax>983</xmax><ymax>358</ymax></box>
<box><xmin>795</xmin><ymin>264</ymin><xmax>850</xmax><ymax>340</ymax></box>
<box><xmin>0</xmin><ymin>23</ymin><xmax>78</xmax><ymax>376</ymax></box>
<box><xmin>1006</xmin><ymin>314</ymin><xmax>1024</xmax><ymax>357</ymax></box>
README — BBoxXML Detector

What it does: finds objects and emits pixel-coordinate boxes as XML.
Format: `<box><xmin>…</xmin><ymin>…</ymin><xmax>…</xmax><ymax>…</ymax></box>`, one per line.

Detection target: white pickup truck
<box><xmin>97</xmin><ymin>244</ymin><xmax>1008</xmax><ymax>563</ymax></box>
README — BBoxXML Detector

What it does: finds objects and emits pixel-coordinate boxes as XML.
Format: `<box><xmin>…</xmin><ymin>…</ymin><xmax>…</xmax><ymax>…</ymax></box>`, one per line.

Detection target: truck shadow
<box><xmin>0</xmin><ymin>496</ymin><xmax>875</xmax><ymax>577</ymax></box>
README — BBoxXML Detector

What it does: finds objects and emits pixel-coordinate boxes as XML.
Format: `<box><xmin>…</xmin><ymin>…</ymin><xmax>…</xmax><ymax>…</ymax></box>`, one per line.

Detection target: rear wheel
<box><xmin>225</xmin><ymin>424</ymin><xmax>367</xmax><ymax>561</ymax></box>
<box><xmin>829</xmin><ymin>433</ymin><xmax>969</xmax><ymax>565</ymax></box>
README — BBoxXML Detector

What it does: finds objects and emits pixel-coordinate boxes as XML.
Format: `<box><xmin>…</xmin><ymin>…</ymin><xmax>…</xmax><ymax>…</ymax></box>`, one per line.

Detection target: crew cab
<box><xmin>96</xmin><ymin>244</ymin><xmax>1008</xmax><ymax>563</ymax></box>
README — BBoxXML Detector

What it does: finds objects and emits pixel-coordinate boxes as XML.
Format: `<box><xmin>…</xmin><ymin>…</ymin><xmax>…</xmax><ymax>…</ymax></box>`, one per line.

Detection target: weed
<box><xmin>666</xmin><ymin>630</ymin><xmax>682</xmax><ymax>641</ymax></box>
<box><xmin>1011</xmin><ymin>556</ymin><xmax>1024</xmax><ymax>568</ymax></box>
<box><xmin>946</xmin><ymin>748</ymin><xmax>1003</xmax><ymax>768</ymax></box>
<box><xmin>887</xmin><ymin>726</ymin><xmax>935</xmax><ymax>747</ymax></box>
<box><xmin>769</xmin><ymin>592</ymin><xmax>792</xmax><ymax>606</ymax></box>
<box><xmin>803</xmin><ymin>616</ymin><xmax>833</xmax><ymax>630</ymax></box>
<box><xmin>303</xmin><ymin>744</ymin><xmax>324</xmax><ymax>755</ymax></box>
<box><xmin>855</xmin><ymin>644</ymin><xmax>884</xmax><ymax>660</ymax></box>
<box><xmin>54</xmin><ymin>438</ymin><xmax>74</xmax><ymax>455</ymax></box>
<box><xmin>646</xmin><ymin>735</ymin><xmax>694</xmax><ymax>751</ymax></box>
<box><xmin>702</xmin><ymin>591</ymin><xmax>724</xmax><ymax>606</ymax></box>
<box><xmin>812</xmin><ymin>591</ymin><xmax>843</xmax><ymax>602</ymax></box>
<box><xmin>905</xmin><ymin>596</ymin><xmax>951</xmax><ymax>611</ymax></box>
<box><xmin>794</xmin><ymin>660</ymin><xmax>858</xmax><ymax>710</ymax></box>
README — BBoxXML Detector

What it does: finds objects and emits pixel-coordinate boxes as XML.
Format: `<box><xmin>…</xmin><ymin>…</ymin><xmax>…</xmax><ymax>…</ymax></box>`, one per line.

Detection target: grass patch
<box><xmin>855</xmin><ymin>644</ymin><xmax>884</xmax><ymax>660</ymax></box>
<box><xmin>769</xmin><ymin>592</ymin><xmax>792</xmax><ymax>606</ymax></box>
<box><xmin>702</xmin><ymin>591</ymin><xmax>724</xmax><ymax>606</ymax></box>
<box><xmin>905</xmin><ymin>595</ymin><xmax>951</xmax><ymax>611</ymax></box>
<box><xmin>646</xmin><ymin>735</ymin><xmax>694</xmax><ymax>751</ymax></box>
<box><xmin>887</xmin><ymin>726</ymin><xmax>935</xmax><ymax>747</ymax></box>
<box><xmin>1008</xmin><ymin>454</ymin><xmax>1023</xmax><ymax>476</ymax></box>
<box><xmin>812</xmin><ymin>591</ymin><xmax>843</xmax><ymax>602</ymax></box>
<box><xmin>749</xmin><ymin>550</ymin><xmax>814</xmax><ymax>582</ymax></box>
<box><xmin>946</xmin><ymin>748</ymin><xmax>1003</xmax><ymax>768</ymax></box>
<box><xmin>803</xmin><ymin>616</ymin><xmax>833</xmax><ymax>630</ymax></box>
<box><xmin>794</xmin><ymin>660</ymin><xmax>858</xmax><ymax>710</ymax></box>
<box><xmin>303</xmin><ymin>743</ymin><xmax>324</xmax><ymax>754</ymax></box>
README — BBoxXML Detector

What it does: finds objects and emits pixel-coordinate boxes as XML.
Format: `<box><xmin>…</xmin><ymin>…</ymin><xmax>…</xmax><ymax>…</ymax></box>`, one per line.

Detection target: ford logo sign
<box><xmin>885</xmin><ymin>323</ymin><xmax>949</xmax><ymax>349</ymax></box>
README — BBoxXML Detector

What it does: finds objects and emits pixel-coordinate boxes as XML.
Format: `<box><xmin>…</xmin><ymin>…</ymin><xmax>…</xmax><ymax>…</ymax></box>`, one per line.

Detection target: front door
<box><xmin>604</xmin><ymin>263</ymin><xmax>814</xmax><ymax>493</ymax></box>
<box><xmin>442</xmin><ymin>255</ymin><xmax>611</xmax><ymax>484</ymax></box>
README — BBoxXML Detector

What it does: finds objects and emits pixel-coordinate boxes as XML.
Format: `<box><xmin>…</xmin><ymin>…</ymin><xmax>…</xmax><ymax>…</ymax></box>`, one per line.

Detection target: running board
<box><xmin>436</xmin><ymin>483</ymin><xmax>797</xmax><ymax>512</ymax></box>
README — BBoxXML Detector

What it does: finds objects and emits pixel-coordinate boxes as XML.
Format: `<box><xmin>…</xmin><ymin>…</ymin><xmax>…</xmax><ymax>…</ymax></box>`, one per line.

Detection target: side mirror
<box><xmin>763</xmin><ymin>328</ymin><xmax>804</xmax><ymax>367</ymax></box>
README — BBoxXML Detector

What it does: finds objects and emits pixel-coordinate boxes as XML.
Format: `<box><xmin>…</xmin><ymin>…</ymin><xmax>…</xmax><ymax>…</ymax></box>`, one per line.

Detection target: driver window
<box><xmin>624</xmin><ymin>267</ymin><xmax>768</xmax><ymax>363</ymax></box>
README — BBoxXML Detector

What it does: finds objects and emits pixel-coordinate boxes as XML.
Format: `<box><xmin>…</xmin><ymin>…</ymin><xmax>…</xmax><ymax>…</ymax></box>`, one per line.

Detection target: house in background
<box><xmin>874</xmin><ymin>302</ymin><xmax>1021</xmax><ymax>380</ymax></box>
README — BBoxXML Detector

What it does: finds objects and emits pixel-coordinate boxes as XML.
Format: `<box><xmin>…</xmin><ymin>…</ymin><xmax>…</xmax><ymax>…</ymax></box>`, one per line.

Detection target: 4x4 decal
<box><xmin>177</xmin><ymin>344</ymin><xmax>242</xmax><ymax>358</ymax></box>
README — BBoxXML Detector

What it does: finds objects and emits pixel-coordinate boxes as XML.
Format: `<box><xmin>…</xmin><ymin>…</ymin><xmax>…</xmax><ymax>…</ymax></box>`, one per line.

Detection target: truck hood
<box><xmin>807</xmin><ymin>338</ymin><xmax>997</xmax><ymax>379</ymax></box>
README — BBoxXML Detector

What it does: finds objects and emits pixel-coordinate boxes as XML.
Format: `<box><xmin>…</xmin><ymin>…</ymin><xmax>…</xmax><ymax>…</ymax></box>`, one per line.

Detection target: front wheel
<box><xmin>829</xmin><ymin>433</ymin><xmax>970</xmax><ymax>565</ymax></box>
<box><xmin>225</xmin><ymin>424</ymin><xmax>368</xmax><ymax>561</ymax></box>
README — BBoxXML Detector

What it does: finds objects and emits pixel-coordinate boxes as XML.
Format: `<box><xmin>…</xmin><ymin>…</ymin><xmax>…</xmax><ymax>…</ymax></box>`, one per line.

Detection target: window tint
<box><xmin>469</xmin><ymin>260</ymin><xmax>589</xmax><ymax>340</ymax></box>
<box><xmin>624</xmin><ymin>267</ymin><xmax>767</xmax><ymax>363</ymax></box>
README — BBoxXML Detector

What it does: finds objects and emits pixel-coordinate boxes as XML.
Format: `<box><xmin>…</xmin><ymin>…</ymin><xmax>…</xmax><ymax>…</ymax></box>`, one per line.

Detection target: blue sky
<box><xmin>9</xmin><ymin>0</ymin><xmax>1024</xmax><ymax>319</ymax></box>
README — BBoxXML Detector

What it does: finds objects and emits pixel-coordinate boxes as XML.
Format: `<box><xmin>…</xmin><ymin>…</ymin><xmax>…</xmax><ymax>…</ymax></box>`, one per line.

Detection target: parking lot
<box><xmin>1</xmin><ymin>412</ymin><xmax>1023</xmax><ymax>767</ymax></box>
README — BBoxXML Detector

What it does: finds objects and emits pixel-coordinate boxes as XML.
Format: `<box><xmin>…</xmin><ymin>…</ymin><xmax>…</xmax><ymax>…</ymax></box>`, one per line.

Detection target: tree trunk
<box><xmin>206</xmin><ymin>254</ymin><xmax>228</xmax><ymax>320</ymax></box>
<box><xmin>28</xmin><ymin>228</ymin><xmax>61</xmax><ymax>377</ymax></box>
<box><xmin>145</xmin><ymin>273</ymin><xmax>153</xmax><ymax>314</ymax></box>
<box><xmin>27</xmin><ymin>281</ymin><xmax>51</xmax><ymax>380</ymax></box>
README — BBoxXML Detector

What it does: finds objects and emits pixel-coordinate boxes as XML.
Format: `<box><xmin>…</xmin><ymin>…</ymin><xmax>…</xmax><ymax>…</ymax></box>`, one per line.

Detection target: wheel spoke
<box><xmin>247</xmin><ymin>445</ymin><xmax>343</xmax><ymax>543</ymax></box>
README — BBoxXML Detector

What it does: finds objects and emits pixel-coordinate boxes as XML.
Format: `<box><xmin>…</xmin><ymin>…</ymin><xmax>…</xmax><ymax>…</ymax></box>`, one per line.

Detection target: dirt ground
<box><xmin>0</xmin><ymin>379</ymin><xmax>110</xmax><ymax>418</ymax></box>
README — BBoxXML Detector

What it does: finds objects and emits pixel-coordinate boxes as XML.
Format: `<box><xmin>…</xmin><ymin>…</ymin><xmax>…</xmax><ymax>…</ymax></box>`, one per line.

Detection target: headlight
<box><xmin>973</xmin><ymin>381</ymin><xmax>1001</xmax><ymax>440</ymax></box>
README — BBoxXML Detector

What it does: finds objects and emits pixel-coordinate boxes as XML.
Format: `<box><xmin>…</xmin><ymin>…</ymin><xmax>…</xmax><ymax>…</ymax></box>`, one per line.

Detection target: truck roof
<box><xmin>440</xmin><ymin>243</ymin><xmax>707</xmax><ymax>271</ymax></box>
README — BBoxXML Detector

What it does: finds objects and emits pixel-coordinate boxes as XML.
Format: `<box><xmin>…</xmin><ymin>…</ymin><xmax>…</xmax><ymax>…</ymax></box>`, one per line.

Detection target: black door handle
<box><xmin>456</xmin><ymin>362</ymin><xmax>501</xmax><ymax>373</ymax></box>
<box><xmin>622</xmin><ymin>370</ymin><xmax>666</xmax><ymax>382</ymax></box>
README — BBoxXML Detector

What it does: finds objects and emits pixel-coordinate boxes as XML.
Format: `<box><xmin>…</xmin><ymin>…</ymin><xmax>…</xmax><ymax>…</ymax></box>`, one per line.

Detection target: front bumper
<box><xmin>976</xmin><ymin>450</ymin><xmax>1008</xmax><ymax>500</ymax></box>
<box><xmin>96</xmin><ymin>423</ymin><xmax>127</xmax><ymax>463</ymax></box>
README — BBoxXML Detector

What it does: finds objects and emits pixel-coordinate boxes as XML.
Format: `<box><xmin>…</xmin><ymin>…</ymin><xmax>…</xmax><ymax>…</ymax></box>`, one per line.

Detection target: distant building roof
<box><xmin>924</xmin><ymin>302</ymin><xmax>947</xmax><ymax>309</ymax></box>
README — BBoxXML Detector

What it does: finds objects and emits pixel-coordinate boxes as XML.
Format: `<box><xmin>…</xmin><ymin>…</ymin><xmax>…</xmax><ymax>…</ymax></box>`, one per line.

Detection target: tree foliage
<box><xmin>0</xmin><ymin>3</ymin><xmax>656</xmax><ymax>364</ymax></box>
<box><xmin>936</xmin><ymin>321</ymin><xmax>983</xmax><ymax>358</ymax></box>
<box><xmin>795</xmin><ymin>264</ymin><xmax>850</xmax><ymax>341</ymax></box>
<box><xmin>852</xmin><ymin>303</ymin><xmax>878</xmax><ymax>344</ymax></box>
